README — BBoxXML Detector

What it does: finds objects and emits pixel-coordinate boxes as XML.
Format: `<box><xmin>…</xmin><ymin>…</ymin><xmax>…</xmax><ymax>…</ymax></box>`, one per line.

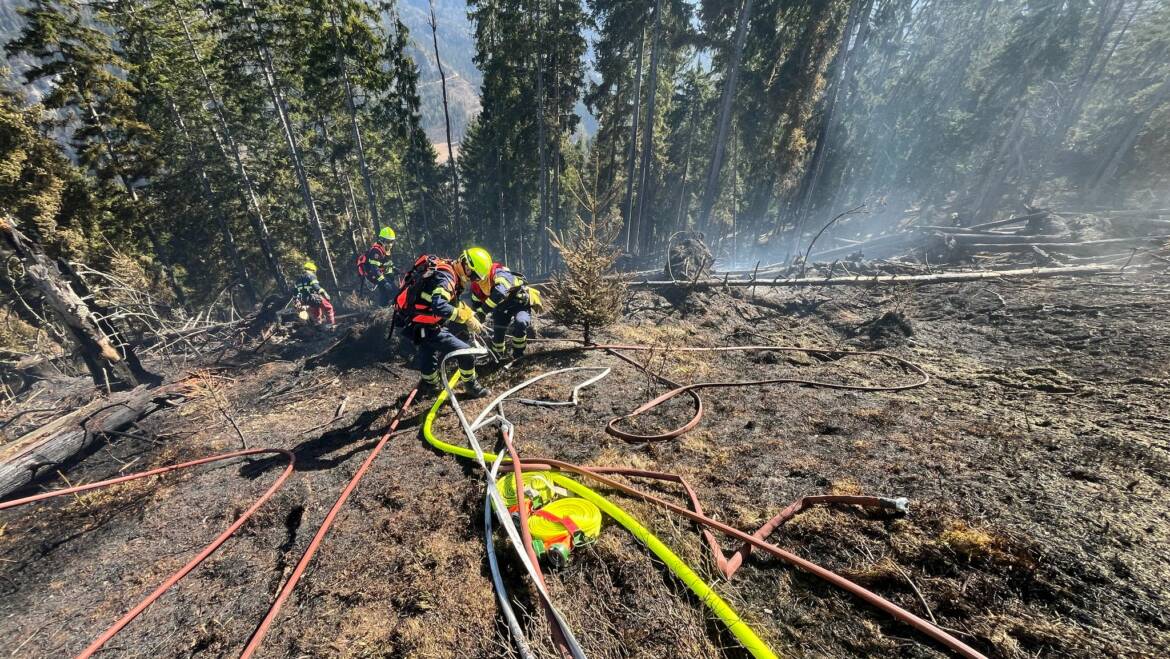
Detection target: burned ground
<box><xmin>2</xmin><ymin>274</ymin><xmax>1169</xmax><ymax>658</ymax></box>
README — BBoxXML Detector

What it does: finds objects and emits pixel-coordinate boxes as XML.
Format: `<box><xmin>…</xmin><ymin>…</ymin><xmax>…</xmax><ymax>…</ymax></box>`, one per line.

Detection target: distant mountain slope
<box><xmin>396</xmin><ymin>0</ymin><xmax>482</xmax><ymax>145</ymax></box>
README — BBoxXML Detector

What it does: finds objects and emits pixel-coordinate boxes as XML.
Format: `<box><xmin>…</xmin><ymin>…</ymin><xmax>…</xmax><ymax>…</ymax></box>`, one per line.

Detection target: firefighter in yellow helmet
<box><xmin>358</xmin><ymin>226</ymin><xmax>397</xmax><ymax>307</ymax></box>
<box><xmin>295</xmin><ymin>261</ymin><xmax>335</xmax><ymax>329</ymax></box>
<box><xmin>396</xmin><ymin>254</ymin><xmax>488</xmax><ymax>398</ymax></box>
<box><xmin>457</xmin><ymin>247</ymin><xmax>541</xmax><ymax>360</ymax></box>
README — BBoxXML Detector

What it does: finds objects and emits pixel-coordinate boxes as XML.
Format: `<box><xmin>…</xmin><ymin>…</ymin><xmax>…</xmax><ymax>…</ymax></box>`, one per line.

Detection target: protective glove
<box><xmin>465</xmin><ymin>314</ymin><xmax>484</xmax><ymax>335</ymax></box>
<box><xmin>527</xmin><ymin>287</ymin><xmax>544</xmax><ymax>314</ymax></box>
<box><xmin>455</xmin><ymin>301</ymin><xmax>474</xmax><ymax>324</ymax></box>
<box><xmin>513</xmin><ymin>287</ymin><xmax>530</xmax><ymax>306</ymax></box>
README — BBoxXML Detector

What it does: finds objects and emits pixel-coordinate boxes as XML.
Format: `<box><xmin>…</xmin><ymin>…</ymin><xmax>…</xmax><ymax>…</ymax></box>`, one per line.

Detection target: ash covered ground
<box><xmin>2</xmin><ymin>274</ymin><xmax>1168</xmax><ymax>658</ymax></box>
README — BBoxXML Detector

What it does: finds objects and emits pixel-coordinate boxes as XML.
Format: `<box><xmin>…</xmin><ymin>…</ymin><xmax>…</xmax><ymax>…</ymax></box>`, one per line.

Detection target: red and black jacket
<box><xmin>401</xmin><ymin>260</ymin><xmax>462</xmax><ymax>326</ymax></box>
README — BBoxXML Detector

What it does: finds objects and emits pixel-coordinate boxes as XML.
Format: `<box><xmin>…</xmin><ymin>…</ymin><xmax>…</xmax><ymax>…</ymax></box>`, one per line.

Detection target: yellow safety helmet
<box><xmin>378</xmin><ymin>226</ymin><xmax>396</xmax><ymax>242</ymax></box>
<box><xmin>459</xmin><ymin>247</ymin><xmax>493</xmax><ymax>282</ymax></box>
<box><xmin>304</xmin><ymin>260</ymin><xmax>317</xmax><ymax>272</ymax></box>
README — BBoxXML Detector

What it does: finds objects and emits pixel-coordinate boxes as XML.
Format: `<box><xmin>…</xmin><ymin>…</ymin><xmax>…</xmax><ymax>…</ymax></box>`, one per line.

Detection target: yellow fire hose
<box><xmin>497</xmin><ymin>471</ymin><xmax>563</xmax><ymax>510</ymax></box>
<box><xmin>423</xmin><ymin>377</ymin><xmax>780</xmax><ymax>659</ymax></box>
<box><xmin>527</xmin><ymin>497</ymin><xmax>603</xmax><ymax>542</ymax></box>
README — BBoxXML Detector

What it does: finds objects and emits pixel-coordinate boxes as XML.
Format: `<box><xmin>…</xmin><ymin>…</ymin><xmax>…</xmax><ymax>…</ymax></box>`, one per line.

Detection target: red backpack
<box><xmin>393</xmin><ymin>255</ymin><xmax>454</xmax><ymax>327</ymax></box>
<box><xmin>355</xmin><ymin>242</ymin><xmax>386</xmax><ymax>279</ymax></box>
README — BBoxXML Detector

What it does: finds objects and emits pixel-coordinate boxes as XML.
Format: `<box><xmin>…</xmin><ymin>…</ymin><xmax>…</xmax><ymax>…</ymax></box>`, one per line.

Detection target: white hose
<box><xmin>439</xmin><ymin>348</ymin><xmax>603</xmax><ymax>659</ymax></box>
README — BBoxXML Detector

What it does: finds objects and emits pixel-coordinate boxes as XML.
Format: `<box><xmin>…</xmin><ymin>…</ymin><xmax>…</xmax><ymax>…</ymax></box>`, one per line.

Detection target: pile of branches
<box><xmin>920</xmin><ymin>208</ymin><xmax>1170</xmax><ymax>267</ymax></box>
<box><xmin>803</xmin><ymin>207</ymin><xmax>1170</xmax><ymax>268</ymax></box>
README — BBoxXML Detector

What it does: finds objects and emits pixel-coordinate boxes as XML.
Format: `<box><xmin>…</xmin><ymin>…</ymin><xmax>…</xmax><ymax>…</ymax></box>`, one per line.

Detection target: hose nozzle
<box><xmin>879</xmin><ymin>496</ymin><xmax>910</xmax><ymax>514</ymax></box>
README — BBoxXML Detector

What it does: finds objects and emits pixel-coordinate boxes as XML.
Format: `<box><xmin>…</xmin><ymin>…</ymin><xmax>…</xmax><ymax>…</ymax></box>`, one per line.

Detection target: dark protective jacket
<box><xmin>406</xmin><ymin>261</ymin><xmax>462</xmax><ymax>326</ymax></box>
<box><xmin>469</xmin><ymin>263</ymin><xmax>527</xmax><ymax>313</ymax></box>
<box><xmin>295</xmin><ymin>272</ymin><xmax>330</xmax><ymax>304</ymax></box>
<box><xmin>360</xmin><ymin>242</ymin><xmax>392</xmax><ymax>283</ymax></box>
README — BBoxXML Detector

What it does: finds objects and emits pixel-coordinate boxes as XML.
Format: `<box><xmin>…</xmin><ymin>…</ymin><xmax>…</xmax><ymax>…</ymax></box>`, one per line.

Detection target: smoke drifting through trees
<box><xmin>2</xmin><ymin>0</ymin><xmax>1169</xmax><ymax>356</ymax></box>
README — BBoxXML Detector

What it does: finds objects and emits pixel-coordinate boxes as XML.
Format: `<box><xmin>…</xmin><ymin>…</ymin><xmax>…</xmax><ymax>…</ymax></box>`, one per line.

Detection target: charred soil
<box><xmin>2</xmin><ymin>273</ymin><xmax>1169</xmax><ymax>658</ymax></box>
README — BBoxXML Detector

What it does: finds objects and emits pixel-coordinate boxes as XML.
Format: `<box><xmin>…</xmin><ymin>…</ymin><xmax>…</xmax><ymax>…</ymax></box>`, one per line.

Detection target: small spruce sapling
<box><xmin>547</xmin><ymin>185</ymin><xmax>627</xmax><ymax>345</ymax></box>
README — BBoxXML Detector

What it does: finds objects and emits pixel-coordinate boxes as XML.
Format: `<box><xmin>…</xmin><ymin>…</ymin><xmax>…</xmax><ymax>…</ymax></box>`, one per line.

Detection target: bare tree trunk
<box><xmin>533</xmin><ymin>0</ymin><xmax>550</xmax><ymax>271</ymax></box>
<box><xmin>633</xmin><ymin>0</ymin><xmax>664</xmax><ymax>256</ymax></box>
<box><xmin>623</xmin><ymin>28</ymin><xmax>645</xmax><ymax>252</ymax></box>
<box><xmin>330</xmin><ymin>8</ymin><xmax>381</xmax><ymax>233</ymax></box>
<box><xmin>971</xmin><ymin>103</ymin><xmax>1027</xmax><ymax>222</ymax></box>
<box><xmin>175</xmin><ymin>1</ymin><xmax>287</xmax><ymax>292</ymax></box>
<box><xmin>1</xmin><ymin>218</ymin><xmax>143</xmax><ymax>389</ymax></box>
<box><xmin>697</xmin><ymin>0</ymin><xmax>755</xmax><ymax>235</ymax></box>
<box><xmin>239</xmin><ymin>0</ymin><xmax>337</xmax><ymax>290</ymax></box>
<box><xmin>318</xmin><ymin>115</ymin><xmax>362</xmax><ymax>278</ymax></box>
<box><xmin>428</xmin><ymin>0</ymin><xmax>460</xmax><ymax>230</ymax></box>
<box><xmin>673</xmin><ymin>102</ymin><xmax>698</xmax><ymax>234</ymax></box>
<box><xmin>792</xmin><ymin>0</ymin><xmax>866</xmax><ymax>237</ymax></box>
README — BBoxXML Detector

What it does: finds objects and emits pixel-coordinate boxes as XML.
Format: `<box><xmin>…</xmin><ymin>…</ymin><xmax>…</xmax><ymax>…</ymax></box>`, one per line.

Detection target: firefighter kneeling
<box><xmin>460</xmin><ymin>247</ymin><xmax>542</xmax><ymax>361</ymax></box>
<box><xmin>295</xmin><ymin>261</ymin><xmax>335</xmax><ymax>330</ymax></box>
<box><xmin>395</xmin><ymin>254</ymin><xmax>489</xmax><ymax>398</ymax></box>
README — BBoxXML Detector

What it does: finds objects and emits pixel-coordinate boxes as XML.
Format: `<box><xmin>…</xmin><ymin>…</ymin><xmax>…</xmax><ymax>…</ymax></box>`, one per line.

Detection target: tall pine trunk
<box><xmin>429</xmin><ymin>0</ymin><xmax>460</xmax><ymax>230</ymax></box>
<box><xmin>633</xmin><ymin>0</ymin><xmax>664</xmax><ymax>256</ymax></box>
<box><xmin>330</xmin><ymin>8</ymin><xmax>381</xmax><ymax>233</ymax></box>
<box><xmin>792</xmin><ymin>0</ymin><xmax>866</xmax><ymax>239</ymax></box>
<box><xmin>697</xmin><ymin>0</ymin><xmax>754</xmax><ymax>235</ymax></box>
<box><xmin>533</xmin><ymin>0</ymin><xmax>550</xmax><ymax>271</ymax></box>
<box><xmin>622</xmin><ymin>28</ymin><xmax>645</xmax><ymax>252</ymax></box>
<box><xmin>175</xmin><ymin>2</ymin><xmax>287</xmax><ymax>293</ymax></box>
<box><xmin>239</xmin><ymin>0</ymin><xmax>338</xmax><ymax>290</ymax></box>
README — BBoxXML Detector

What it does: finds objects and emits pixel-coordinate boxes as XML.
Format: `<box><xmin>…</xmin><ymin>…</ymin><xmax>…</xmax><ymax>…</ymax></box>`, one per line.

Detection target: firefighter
<box><xmin>459</xmin><ymin>247</ymin><xmax>542</xmax><ymax>360</ymax></box>
<box><xmin>397</xmin><ymin>254</ymin><xmax>489</xmax><ymax>398</ymax></box>
<box><xmin>295</xmin><ymin>261</ymin><xmax>335</xmax><ymax>330</ymax></box>
<box><xmin>358</xmin><ymin>226</ymin><xmax>397</xmax><ymax>307</ymax></box>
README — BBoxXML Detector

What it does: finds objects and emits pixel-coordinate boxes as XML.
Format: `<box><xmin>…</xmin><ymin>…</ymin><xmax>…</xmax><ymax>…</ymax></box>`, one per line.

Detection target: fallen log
<box><xmin>959</xmin><ymin>236</ymin><xmax>1169</xmax><ymax>252</ymax></box>
<box><xmin>626</xmin><ymin>264</ymin><xmax>1147</xmax><ymax>288</ymax></box>
<box><xmin>914</xmin><ymin>226</ymin><xmax>1020</xmax><ymax>235</ymax></box>
<box><xmin>0</xmin><ymin>385</ymin><xmax>182</xmax><ymax>499</ymax></box>
<box><xmin>948</xmin><ymin>233</ymin><xmax>1081</xmax><ymax>245</ymax></box>
<box><xmin>809</xmin><ymin>233</ymin><xmax>921</xmax><ymax>261</ymax></box>
<box><xmin>966</xmin><ymin>211</ymin><xmax>1051</xmax><ymax>232</ymax></box>
<box><xmin>1055</xmin><ymin>208</ymin><xmax>1170</xmax><ymax>218</ymax></box>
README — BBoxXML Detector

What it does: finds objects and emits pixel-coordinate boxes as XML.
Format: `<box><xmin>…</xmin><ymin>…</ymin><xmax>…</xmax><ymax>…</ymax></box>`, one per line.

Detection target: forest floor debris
<box><xmin>1</xmin><ymin>272</ymin><xmax>1168</xmax><ymax>658</ymax></box>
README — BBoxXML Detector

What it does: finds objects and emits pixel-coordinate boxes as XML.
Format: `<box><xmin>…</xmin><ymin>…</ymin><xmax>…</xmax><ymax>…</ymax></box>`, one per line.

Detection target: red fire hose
<box><xmin>239</xmin><ymin>388</ymin><xmax>418</xmax><ymax>659</ymax></box>
<box><xmin>0</xmin><ymin>448</ymin><xmax>295</xmax><ymax>659</ymax></box>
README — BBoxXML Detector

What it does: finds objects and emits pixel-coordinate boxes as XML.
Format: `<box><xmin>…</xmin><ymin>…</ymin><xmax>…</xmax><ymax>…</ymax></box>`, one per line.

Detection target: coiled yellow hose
<box><xmin>528</xmin><ymin>497</ymin><xmax>603</xmax><ymax>542</ymax></box>
<box><xmin>496</xmin><ymin>471</ymin><xmax>561</xmax><ymax>509</ymax></box>
<box><xmin>423</xmin><ymin>376</ymin><xmax>780</xmax><ymax>659</ymax></box>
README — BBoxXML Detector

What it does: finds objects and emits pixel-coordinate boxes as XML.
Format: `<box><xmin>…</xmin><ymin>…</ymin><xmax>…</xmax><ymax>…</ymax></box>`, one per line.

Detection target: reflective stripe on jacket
<box><xmin>470</xmin><ymin>263</ymin><xmax>523</xmax><ymax>310</ymax></box>
<box><xmin>295</xmin><ymin>272</ymin><xmax>329</xmax><ymax>302</ymax></box>
<box><xmin>408</xmin><ymin>262</ymin><xmax>461</xmax><ymax>326</ymax></box>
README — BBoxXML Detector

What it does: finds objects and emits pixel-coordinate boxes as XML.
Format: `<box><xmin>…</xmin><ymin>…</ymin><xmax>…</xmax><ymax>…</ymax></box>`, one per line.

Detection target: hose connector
<box><xmin>879</xmin><ymin>496</ymin><xmax>910</xmax><ymax>514</ymax></box>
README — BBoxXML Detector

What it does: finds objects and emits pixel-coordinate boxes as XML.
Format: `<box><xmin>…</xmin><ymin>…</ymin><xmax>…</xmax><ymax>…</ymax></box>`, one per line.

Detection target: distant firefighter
<box><xmin>295</xmin><ymin>261</ymin><xmax>335</xmax><ymax>330</ymax></box>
